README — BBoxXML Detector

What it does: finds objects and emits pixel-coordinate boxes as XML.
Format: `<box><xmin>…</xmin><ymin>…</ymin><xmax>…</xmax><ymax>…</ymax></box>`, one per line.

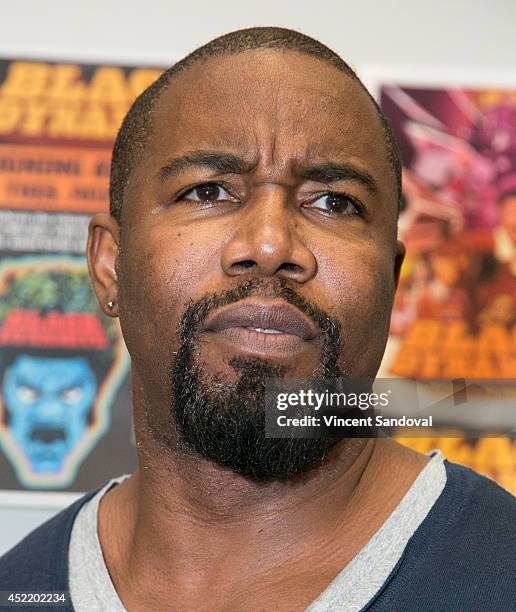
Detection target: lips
<box><xmin>202</xmin><ymin>300</ymin><xmax>319</xmax><ymax>340</ymax></box>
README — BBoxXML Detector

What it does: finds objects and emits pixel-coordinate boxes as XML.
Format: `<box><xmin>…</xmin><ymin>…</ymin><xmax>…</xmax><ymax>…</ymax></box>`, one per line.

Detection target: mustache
<box><xmin>177</xmin><ymin>276</ymin><xmax>342</xmax><ymax>349</ymax></box>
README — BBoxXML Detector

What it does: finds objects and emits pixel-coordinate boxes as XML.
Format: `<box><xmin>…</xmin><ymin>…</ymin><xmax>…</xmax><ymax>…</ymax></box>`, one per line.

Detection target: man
<box><xmin>1</xmin><ymin>27</ymin><xmax>515</xmax><ymax>612</ymax></box>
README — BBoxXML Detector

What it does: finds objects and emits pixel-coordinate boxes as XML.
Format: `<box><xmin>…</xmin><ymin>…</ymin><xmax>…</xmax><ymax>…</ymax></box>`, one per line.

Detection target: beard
<box><xmin>164</xmin><ymin>277</ymin><xmax>345</xmax><ymax>483</ymax></box>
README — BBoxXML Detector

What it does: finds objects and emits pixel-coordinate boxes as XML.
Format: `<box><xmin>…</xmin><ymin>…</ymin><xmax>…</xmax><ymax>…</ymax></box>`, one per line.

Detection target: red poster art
<box><xmin>0</xmin><ymin>59</ymin><xmax>162</xmax><ymax>502</ymax></box>
<box><xmin>368</xmin><ymin>70</ymin><xmax>516</xmax><ymax>492</ymax></box>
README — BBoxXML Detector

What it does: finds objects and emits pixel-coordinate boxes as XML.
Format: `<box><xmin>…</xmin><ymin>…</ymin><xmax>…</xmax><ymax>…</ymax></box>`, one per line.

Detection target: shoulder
<box><xmin>443</xmin><ymin>460</ymin><xmax>516</xmax><ymax>546</ymax></box>
<box><xmin>0</xmin><ymin>483</ymin><xmax>106</xmax><ymax>591</ymax></box>
<box><xmin>419</xmin><ymin>459</ymin><xmax>516</xmax><ymax>574</ymax></box>
<box><xmin>369</xmin><ymin>460</ymin><xmax>516</xmax><ymax>611</ymax></box>
<box><xmin>404</xmin><ymin>458</ymin><xmax>516</xmax><ymax>571</ymax></box>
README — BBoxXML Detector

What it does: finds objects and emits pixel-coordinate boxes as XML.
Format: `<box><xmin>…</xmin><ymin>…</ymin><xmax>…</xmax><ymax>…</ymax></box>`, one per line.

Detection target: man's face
<box><xmin>109</xmin><ymin>50</ymin><xmax>403</xmax><ymax>479</ymax></box>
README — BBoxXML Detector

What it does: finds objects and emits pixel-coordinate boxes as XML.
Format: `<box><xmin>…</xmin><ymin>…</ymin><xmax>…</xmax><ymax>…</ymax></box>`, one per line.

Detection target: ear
<box><xmin>87</xmin><ymin>213</ymin><xmax>120</xmax><ymax>317</ymax></box>
<box><xmin>393</xmin><ymin>240</ymin><xmax>406</xmax><ymax>290</ymax></box>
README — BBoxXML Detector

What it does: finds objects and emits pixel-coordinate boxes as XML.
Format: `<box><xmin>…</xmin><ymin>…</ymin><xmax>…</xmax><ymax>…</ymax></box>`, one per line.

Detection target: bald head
<box><xmin>109</xmin><ymin>26</ymin><xmax>402</xmax><ymax>224</ymax></box>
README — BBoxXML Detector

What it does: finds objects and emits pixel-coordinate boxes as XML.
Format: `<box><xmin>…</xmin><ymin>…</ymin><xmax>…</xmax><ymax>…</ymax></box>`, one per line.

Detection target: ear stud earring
<box><xmin>107</xmin><ymin>301</ymin><xmax>115</xmax><ymax>311</ymax></box>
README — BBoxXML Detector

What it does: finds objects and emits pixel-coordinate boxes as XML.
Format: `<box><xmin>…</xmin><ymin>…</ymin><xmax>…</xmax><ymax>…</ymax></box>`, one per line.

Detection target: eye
<box><xmin>17</xmin><ymin>385</ymin><xmax>39</xmax><ymax>403</ymax></box>
<box><xmin>305</xmin><ymin>193</ymin><xmax>363</xmax><ymax>217</ymax></box>
<box><xmin>61</xmin><ymin>387</ymin><xmax>83</xmax><ymax>404</ymax></box>
<box><xmin>181</xmin><ymin>182</ymin><xmax>233</xmax><ymax>204</ymax></box>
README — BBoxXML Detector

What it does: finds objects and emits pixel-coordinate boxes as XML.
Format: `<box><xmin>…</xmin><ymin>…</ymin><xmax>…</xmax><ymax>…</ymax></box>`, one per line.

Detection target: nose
<box><xmin>33</xmin><ymin>397</ymin><xmax>65</xmax><ymax>423</ymax></box>
<box><xmin>220</xmin><ymin>186</ymin><xmax>317</xmax><ymax>283</ymax></box>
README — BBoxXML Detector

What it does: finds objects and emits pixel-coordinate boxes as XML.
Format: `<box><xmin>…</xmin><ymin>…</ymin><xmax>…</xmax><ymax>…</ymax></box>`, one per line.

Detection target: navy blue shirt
<box><xmin>1</xmin><ymin>460</ymin><xmax>515</xmax><ymax>611</ymax></box>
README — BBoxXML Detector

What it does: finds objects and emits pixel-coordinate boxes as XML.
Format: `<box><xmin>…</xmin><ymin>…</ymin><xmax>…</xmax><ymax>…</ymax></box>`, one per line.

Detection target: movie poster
<box><xmin>0</xmin><ymin>59</ymin><xmax>162</xmax><ymax>503</ymax></box>
<box><xmin>1</xmin><ymin>59</ymin><xmax>514</xmax><ymax>503</ymax></box>
<box><xmin>366</xmin><ymin>67</ymin><xmax>516</xmax><ymax>492</ymax></box>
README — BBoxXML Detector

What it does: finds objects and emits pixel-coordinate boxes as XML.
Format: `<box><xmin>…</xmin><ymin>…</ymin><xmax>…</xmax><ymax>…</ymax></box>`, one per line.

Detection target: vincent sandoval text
<box><xmin>276</xmin><ymin>416</ymin><xmax>433</xmax><ymax>427</ymax></box>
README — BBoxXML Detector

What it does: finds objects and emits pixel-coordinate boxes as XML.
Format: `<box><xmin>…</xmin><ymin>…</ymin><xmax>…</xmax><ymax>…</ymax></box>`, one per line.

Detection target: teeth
<box><xmin>248</xmin><ymin>327</ymin><xmax>283</xmax><ymax>334</ymax></box>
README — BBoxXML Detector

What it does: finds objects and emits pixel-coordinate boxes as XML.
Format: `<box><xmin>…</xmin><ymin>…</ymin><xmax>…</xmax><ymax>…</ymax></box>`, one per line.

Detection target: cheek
<box><xmin>319</xmin><ymin>241</ymin><xmax>395</xmax><ymax>374</ymax></box>
<box><xmin>320</xmin><ymin>235</ymin><xmax>395</xmax><ymax>310</ymax></box>
<box><xmin>116</xmin><ymin>228</ymin><xmax>222</xmax><ymax>374</ymax></box>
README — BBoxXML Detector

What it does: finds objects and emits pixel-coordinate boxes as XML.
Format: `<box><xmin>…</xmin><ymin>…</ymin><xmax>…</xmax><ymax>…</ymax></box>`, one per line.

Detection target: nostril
<box><xmin>236</xmin><ymin>260</ymin><xmax>256</xmax><ymax>270</ymax></box>
<box><xmin>279</xmin><ymin>262</ymin><xmax>302</xmax><ymax>273</ymax></box>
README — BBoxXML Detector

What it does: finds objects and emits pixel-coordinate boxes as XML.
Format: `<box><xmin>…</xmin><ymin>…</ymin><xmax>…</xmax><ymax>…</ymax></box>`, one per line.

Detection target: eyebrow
<box><xmin>297</xmin><ymin>162</ymin><xmax>379</xmax><ymax>195</ymax></box>
<box><xmin>159</xmin><ymin>151</ymin><xmax>256</xmax><ymax>182</ymax></box>
<box><xmin>159</xmin><ymin>150</ymin><xmax>379</xmax><ymax>195</ymax></box>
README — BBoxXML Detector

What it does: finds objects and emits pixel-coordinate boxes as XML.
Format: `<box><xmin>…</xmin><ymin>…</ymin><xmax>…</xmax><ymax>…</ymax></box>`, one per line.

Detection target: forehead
<box><xmin>135</xmin><ymin>49</ymin><xmax>394</xmax><ymax>195</ymax></box>
<box><xmin>10</xmin><ymin>356</ymin><xmax>92</xmax><ymax>377</ymax></box>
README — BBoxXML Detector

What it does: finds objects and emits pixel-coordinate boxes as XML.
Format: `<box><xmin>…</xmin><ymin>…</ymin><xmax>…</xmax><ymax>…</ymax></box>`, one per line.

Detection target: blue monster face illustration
<box><xmin>2</xmin><ymin>355</ymin><xmax>98</xmax><ymax>473</ymax></box>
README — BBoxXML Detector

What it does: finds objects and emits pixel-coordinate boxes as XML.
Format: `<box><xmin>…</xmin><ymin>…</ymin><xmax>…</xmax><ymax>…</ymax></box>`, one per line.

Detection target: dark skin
<box><xmin>87</xmin><ymin>49</ymin><xmax>429</xmax><ymax>611</ymax></box>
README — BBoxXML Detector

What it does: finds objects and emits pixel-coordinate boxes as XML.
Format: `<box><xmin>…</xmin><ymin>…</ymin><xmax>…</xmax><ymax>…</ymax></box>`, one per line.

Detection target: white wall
<box><xmin>0</xmin><ymin>505</ymin><xmax>65</xmax><ymax>556</ymax></box>
<box><xmin>2</xmin><ymin>0</ymin><xmax>516</xmax><ymax>69</ymax></box>
<box><xmin>1</xmin><ymin>0</ymin><xmax>515</xmax><ymax>556</ymax></box>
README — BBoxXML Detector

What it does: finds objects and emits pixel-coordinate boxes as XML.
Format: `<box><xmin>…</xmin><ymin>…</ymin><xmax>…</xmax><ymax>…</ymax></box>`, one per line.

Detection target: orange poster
<box><xmin>0</xmin><ymin>59</ymin><xmax>161</xmax><ymax>501</ymax></box>
<box><xmin>372</xmin><ymin>74</ymin><xmax>516</xmax><ymax>492</ymax></box>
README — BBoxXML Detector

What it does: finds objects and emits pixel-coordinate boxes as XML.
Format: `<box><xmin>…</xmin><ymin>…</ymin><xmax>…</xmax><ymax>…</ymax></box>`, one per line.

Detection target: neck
<box><xmin>98</xmin><ymin>390</ymin><xmax>429</xmax><ymax>610</ymax></box>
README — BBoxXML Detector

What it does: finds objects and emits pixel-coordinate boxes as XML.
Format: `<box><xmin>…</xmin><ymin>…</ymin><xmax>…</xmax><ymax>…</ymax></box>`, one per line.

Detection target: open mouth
<box><xmin>245</xmin><ymin>326</ymin><xmax>285</xmax><ymax>334</ymax></box>
<box><xmin>30</xmin><ymin>427</ymin><xmax>66</xmax><ymax>444</ymax></box>
<box><xmin>201</xmin><ymin>299</ymin><xmax>321</xmax><ymax>360</ymax></box>
<box><xmin>203</xmin><ymin>299</ymin><xmax>319</xmax><ymax>339</ymax></box>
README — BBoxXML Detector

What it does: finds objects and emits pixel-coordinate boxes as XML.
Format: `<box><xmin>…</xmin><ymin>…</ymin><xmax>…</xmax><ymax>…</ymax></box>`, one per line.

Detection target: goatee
<box><xmin>167</xmin><ymin>277</ymin><xmax>344</xmax><ymax>482</ymax></box>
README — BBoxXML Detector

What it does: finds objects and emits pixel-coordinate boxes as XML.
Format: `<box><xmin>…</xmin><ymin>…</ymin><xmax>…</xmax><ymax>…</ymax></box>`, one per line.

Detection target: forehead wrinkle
<box><xmin>177</xmin><ymin>49</ymin><xmax>356</xmax><ymax>105</ymax></box>
<box><xmin>154</xmin><ymin>89</ymin><xmax>259</xmax><ymax>153</ymax></box>
<box><xmin>148</xmin><ymin>63</ymin><xmax>393</xmax><ymax>197</ymax></box>
<box><xmin>257</xmin><ymin>88</ymin><xmax>385</xmax><ymax>156</ymax></box>
<box><xmin>149</xmin><ymin>106</ymin><xmax>251</xmax><ymax>161</ymax></box>
<box><xmin>275</xmin><ymin>81</ymin><xmax>355</xmax><ymax>110</ymax></box>
<box><xmin>267</xmin><ymin>79</ymin><xmax>391</xmax><ymax>159</ymax></box>
<box><xmin>158</xmin><ymin>59</ymin><xmax>379</xmax><ymax>146</ymax></box>
<box><xmin>165</xmin><ymin>59</ymin><xmax>359</xmax><ymax>125</ymax></box>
